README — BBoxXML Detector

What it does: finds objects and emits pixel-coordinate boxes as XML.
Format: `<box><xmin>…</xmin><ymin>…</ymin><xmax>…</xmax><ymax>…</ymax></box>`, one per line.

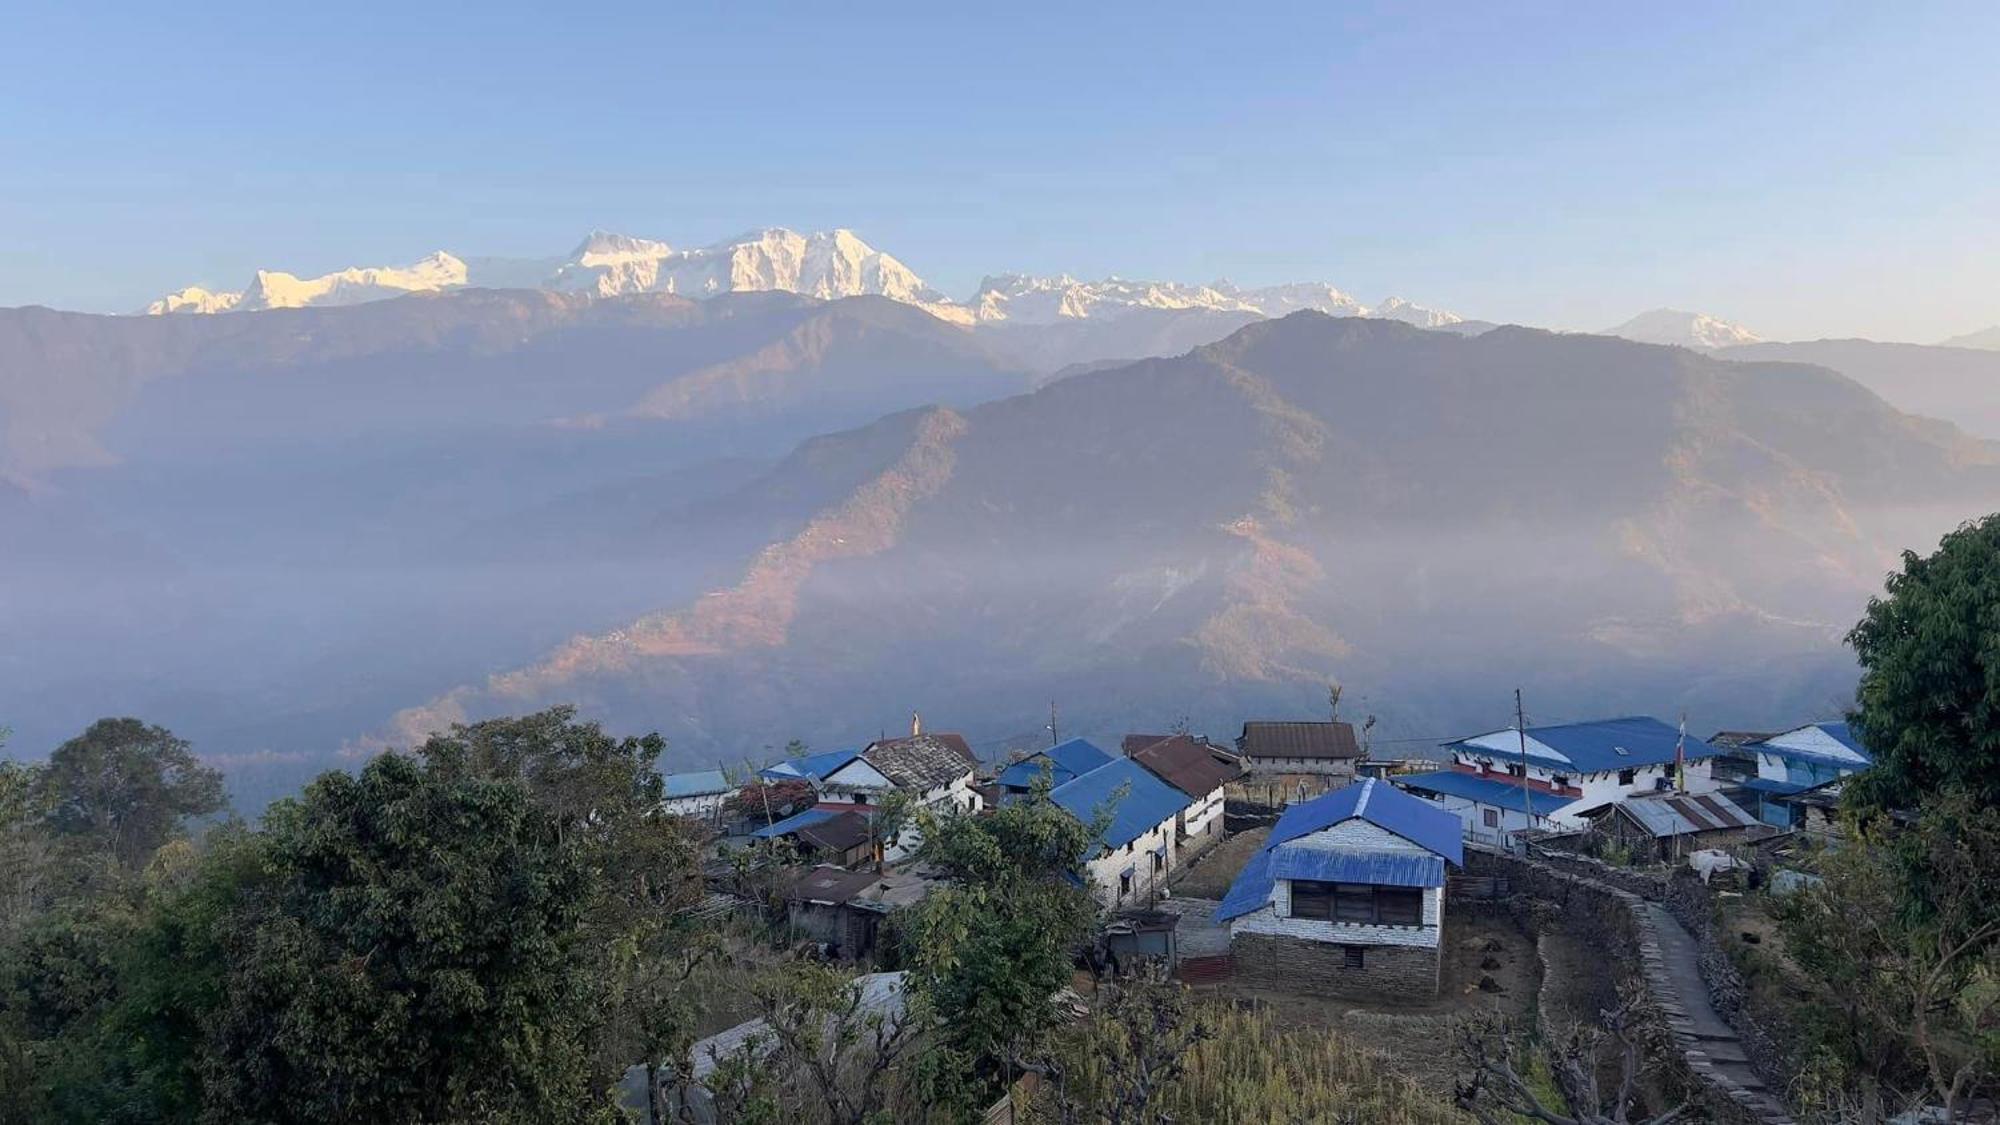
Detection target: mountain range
<box><xmin>8</xmin><ymin>234</ymin><xmax>2000</xmax><ymax>808</ymax></box>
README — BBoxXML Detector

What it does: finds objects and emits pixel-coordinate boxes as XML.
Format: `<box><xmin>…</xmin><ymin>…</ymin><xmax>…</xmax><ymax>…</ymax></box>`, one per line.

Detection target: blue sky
<box><xmin>3</xmin><ymin>1</ymin><xmax>1996</xmax><ymax>340</ymax></box>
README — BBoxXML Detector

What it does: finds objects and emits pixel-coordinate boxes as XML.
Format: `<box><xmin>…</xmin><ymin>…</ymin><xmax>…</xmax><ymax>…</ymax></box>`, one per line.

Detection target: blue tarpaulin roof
<box><xmin>1217</xmin><ymin>779</ymin><xmax>1462</xmax><ymax>922</ymax></box>
<box><xmin>1048</xmin><ymin>757</ymin><xmax>1191</xmax><ymax>852</ymax></box>
<box><xmin>996</xmin><ymin>738</ymin><xmax>1114</xmax><ymax>791</ymax></box>
<box><xmin>750</xmin><ymin>807</ymin><xmax>838</xmax><ymax>839</ymax></box>
<box><xmin>1267</xmin><ymin>846</ymin><xmax>1446</xmax><ymax>888</ymax></box>
<box><xmin>759</xmin><ymin>749</ymin><xmax>860</xmax><ymax>783</ymax></box>
<box><xmin>662</xmin><ymin>769</ymin><xmax>732</xmax><ymax>799</ymax></box>
<box><xmin>1395</xmin><ymin>770</ymin><xmax>1576</xmax><ymax>817</ymax></box>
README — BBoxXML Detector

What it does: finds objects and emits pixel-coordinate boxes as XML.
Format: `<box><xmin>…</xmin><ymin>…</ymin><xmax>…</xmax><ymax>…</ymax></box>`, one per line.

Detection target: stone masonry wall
<box><xmin>1233</xmin><ymin>932</ymin><xmax>1440</xmax><ymax>999</ymax></box>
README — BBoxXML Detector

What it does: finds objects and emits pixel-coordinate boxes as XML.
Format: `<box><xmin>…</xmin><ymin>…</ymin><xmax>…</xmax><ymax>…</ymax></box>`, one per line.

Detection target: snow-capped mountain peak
<box><xmin>144</xmin><ymin>251</ymin><xmax>468</xmax><ymax>315</ymax></box>
<box><xmin>1604</xmin><ymin>308</ymin><xmax>1761</xmax><ymax>349</ymax></box>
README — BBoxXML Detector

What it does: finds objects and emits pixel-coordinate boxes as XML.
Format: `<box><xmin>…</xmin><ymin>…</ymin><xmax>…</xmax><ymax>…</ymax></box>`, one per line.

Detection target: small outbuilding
<box><xmin>1578</xmin><ymin>791</ymin><xmax>1765</xmax><ymax>860</ymax></box>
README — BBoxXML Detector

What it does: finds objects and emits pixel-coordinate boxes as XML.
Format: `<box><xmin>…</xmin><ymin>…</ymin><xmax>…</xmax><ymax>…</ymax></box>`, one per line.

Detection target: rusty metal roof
<box><xmin>1236</xmin><ymin>721</ymin><xmax>1363</xmax><ymax>761</ymax></box>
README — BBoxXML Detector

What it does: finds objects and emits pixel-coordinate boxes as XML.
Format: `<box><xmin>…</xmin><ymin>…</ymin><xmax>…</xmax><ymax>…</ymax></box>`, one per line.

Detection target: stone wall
<box><xmin>1464</xmin><ymin>850</ymin><xmax>1792</xmax><ymax>1125</ymax></box>
<box><xmin>1526</xmin><ymin>848</ymin><xmax>1800</xmax><ymax>1092</ymax></box>
<box><xmin>1233</xmin><ymin>932</ymin><xmax>1440</xmax><ymax>999</ymax></box>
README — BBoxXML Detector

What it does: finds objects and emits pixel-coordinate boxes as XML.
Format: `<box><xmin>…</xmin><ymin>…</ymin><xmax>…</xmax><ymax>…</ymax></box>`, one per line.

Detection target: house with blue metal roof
<box><xmin>660</xmin><ymin>769</ymin><xmax>736</xmax><ymax>821</ymax></box>
<box><xmin>1731</xmin><ymin>722</ymin><xmax>1873</xmax><ymax>827</ymax></box>
<box><xmin>1216</xmin><ymin>778</ymin><xmax>1463</xmax><ymax>999</ymax></box>
<box><xmin>1047</xmin><ymin>757</ymin><xmax>1193</xmax><ymax>910</ymax></box>
<box><xmin>995</xmin><ymin>738</ymin><xmax>1115</xmax><ymax>804</ymax></box>
<box><xmin>758</xmin><ymin>748</ymin><xmax>862</xmax><ymax>784</ymax></box>
<box><xmin>1397</xmin><ymin>716</ymin><xmax>1724</xmax><ymax>847</ymax></box>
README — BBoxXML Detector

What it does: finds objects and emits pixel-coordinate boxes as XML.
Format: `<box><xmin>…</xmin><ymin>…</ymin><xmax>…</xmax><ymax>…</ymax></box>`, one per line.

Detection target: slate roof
<box><xmin>1236</xmin><ymin>721</ymin><xmax>1363</xmax><ymax>761</ymax></box>
<box><xmin>1394</xmin><ymin>770</ymin><xmax>1576</xmax><ymax>817</ymax></box>
<box><xmin>1216</xmin><ymin>779</ymin><xmax>1461</xmax><ymax>922</ymax></box>
<box><xmin>1593</xmin><ymin>792</ymin><xmax>1762</xmax><ymax>838</ymax></box>
<box><xmin>857</xmin><ymin>733</ymin><xmax>979</xmax><ymax>790</ymax></box>
<box><xmin>661</xmin><ymin>769</ymin><xmax>732</xmax><ymax>799</ymax></box>
<box><xmin>996</xmin><ymin>738</ymin><xmax>1115</xmax><ymax>791</ymax></box>
<box><xmin>1048</xmin><ymin>758</ymin><xmax>1192</xmax><ymax>852</ymax></box>
<box><xmin>759</xmin><ymin>748</ymin><xmax>860</xmax><ymax>782</ymax></box>
<box><xmin>1444</xmin><ymin>716</ymin><xmax>1718</xmax><ymax>774</ymax></box>
<box><xmin>1128</xmin><ymin>735</ymin><xmax>1246</xmax><ymax>798</ymax></box>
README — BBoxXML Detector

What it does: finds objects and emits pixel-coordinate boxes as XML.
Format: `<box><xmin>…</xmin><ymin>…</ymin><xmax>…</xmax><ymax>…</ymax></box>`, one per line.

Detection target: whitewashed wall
<box><xmin>1225</xmin><ymin>820</ymin><xmax>1444</xmax><ymax>949</ymax></box>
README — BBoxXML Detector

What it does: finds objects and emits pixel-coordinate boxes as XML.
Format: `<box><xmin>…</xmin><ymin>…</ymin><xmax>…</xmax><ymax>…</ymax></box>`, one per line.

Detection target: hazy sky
<box><xmin>4</xmin><ymin>1</ymin><xmax>1996</xmax><ymax>341</ymax></box>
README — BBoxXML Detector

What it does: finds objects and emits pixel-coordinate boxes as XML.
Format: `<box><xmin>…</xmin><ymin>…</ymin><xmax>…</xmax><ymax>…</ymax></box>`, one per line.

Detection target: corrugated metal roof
<box><xmin>1444</xmin><ymin>716</ymin><xmax>1719</xmax><ymax>774</ymax></box>
<box><xmin>749</xmin><ymin>806</ymin><xmax>838</xmax><ymax>839</ymax></box>
<box><xmin>1608</xmin><ymin>792</ymin><xmax>1761</xmax><ymax>838</ymax></box>
<box><xmin>1395</xmin><ymin>770</ymin><xmax>1576</xmax><ymax>817</ymax></box>
<box><xmin>1267</xmin><ymin>846</ymin><xmax>1445</xmax><ymax>888</ymax></box>
<box><xmin>1129</xmin><ymin>735</ymin><xmax>1245</xmax><ymax>798</ymax></box>
<box><xmin>1215</xmin><ymin>849</ymin><xmax>1275</xmax><ymax>921</ymax></box>
<box><xmin>1048</xmin><ymin>757</ymin><xmax>1191</xmax><ymax>851</ymax></box>
<box><xmin>1237</xmin><ymin>721</ymin><xmax>1363</xmax><ymax>760</ymax></box>
<box><xmin>1749</xmin><ymin>722</ymin><xmax>1872</xmax><ymax>767</ymax></box>
<box><xmin>661</xmin><ymin>769</ymin><xmax>732</xmax><ymax>799</ymax></box>
<box><xmin>1266</xmin><ymin>778</ymin><xmax>1464</xmax><ymax>864</ymax></box>
<box><xmin>1735</xmin><ymin>777</ymin><xmax>1810</xmax><ymax>795</ymax></box>
<box><xmin>996</xmin><ymin>738</ymin><xmax>1113</xmax><ymax>791</ymax></box>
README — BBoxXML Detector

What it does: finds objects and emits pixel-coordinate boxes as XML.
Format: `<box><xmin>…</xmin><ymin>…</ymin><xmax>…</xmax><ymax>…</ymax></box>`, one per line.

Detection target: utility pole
<box><xmin>1515</xmin><ymin>689</ymin><xmax>1533</xmax><ymax>852</ymax></box>
<box><xmin>748</xmin><ymin>757</ymin><xmax>775</xmax><ymax>830</ymax></box>
<box><xmin>1049</xmin><ymin>700</ymin><xmax>1060</xmax><ymax>747</ymax></box>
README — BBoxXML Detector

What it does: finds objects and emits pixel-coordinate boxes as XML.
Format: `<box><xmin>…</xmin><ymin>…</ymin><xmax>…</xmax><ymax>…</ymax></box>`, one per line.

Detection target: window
<box><xmin>1342</xmin><ymin>946</ymin><xmax>1365</xmax><ymax>969</ymax></box>
<box><xmin>1151</xmin><ymin>851</ymin><xmax>1164</xmax><ymax>874</ymax></box>
<box><xmin>1617</xmin><ymin>768</ymin><xmax>1636</xmax><ymax>786</ymax></box>
<box><xmin>1552</xmin><ymin>775</ymin><xmax>1570</xmax><ymax>789</ymax></box>
<box><xmin>1118</xmin><ymin>871</ymin><xmax>1133</xmax><ymax>898</ymax></box>
<box><xmin>1504</xmin><ymin>762</ymin><xmax>1525</xmax><ymax>777</ymax></box>
<box><xmin>1482</xmin><ymin>808</ymin><xmax>1500</xmax><ymax>828</ymax></box>
<box><xmin>1290</xmin><ymin>882</ymin><xmax>1424</xmax><ymax>926</ymax></box>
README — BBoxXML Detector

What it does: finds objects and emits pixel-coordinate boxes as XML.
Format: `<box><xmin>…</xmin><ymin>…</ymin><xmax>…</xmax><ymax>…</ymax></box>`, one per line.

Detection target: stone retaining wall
<box><xmin>1465</xmin><ymin>850</ymin><xmax>1794</xmax><ymax>1125</ymax></box>
<box><xmin>1232</xmin><ymin>932</ymin><xmax>1440</xmax><ymax>999</ymax></box>
<box><xmin>1526</xmin><ymin>848</ymin><xmax>1799</xmax><ymax>1093</ymax></box>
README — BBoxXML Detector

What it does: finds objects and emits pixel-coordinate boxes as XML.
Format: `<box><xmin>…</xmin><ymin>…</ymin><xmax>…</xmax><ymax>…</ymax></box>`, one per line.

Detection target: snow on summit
<box><xmin>138</xmin><ymin>227</ymin><xmax>1465</xmax><ymax>333</ymax></box>
<box><xmin>1603</xmin><ymin>308</ymin><xmax>1761</xmax><ymax>349</ymax></box>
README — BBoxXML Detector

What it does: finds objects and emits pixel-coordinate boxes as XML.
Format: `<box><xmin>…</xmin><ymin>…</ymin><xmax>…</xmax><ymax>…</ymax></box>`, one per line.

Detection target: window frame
<box><xmin>1289</xmin><ymin>880</ymin><xmax>1426</xmax><ymax>927</ymax></box>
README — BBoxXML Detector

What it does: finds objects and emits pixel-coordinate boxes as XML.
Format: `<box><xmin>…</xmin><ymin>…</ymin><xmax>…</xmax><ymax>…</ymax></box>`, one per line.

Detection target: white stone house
<box><xmin>1398</xmin><ymin>716</ymin><xmax>1721</xmax><ymax>848</ymax></box>
<box><xmin>1048</xmin><ymin>757</ymin><xmax>1193</xmax><ymax>911</ymax></box>
<box><xmin>659</xmin><ymin>769</ymin><xmax>735</xmax><ymax>822</ymax></box>
<box><xmin>817</xmin><ymin>732</ymin><xmax>983</xmax><ymax>862</ymax></box>
<box><xmin>1125</xmin><ymin>735</ymin><xmax>1245</xmax><ymax>859</ymax></box>
<box><xmin>1216</xmin><ymin>778</ymin><xmax>1463</xmax><ymax>998</ymax></box>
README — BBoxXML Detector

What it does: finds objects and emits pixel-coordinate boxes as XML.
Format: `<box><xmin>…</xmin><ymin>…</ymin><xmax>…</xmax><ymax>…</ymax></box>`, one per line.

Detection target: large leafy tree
<box><xmin>37</xmin><ymin>719</ymin><xmax>225</xmax><ymax>870</ymax></box>
<box><xmin>1846</xmin><ymin>514</ymin><xmax>2000</xmax><ymax>816</ymax></box>
<box><xmin>197</xmin><ymin>753</ymin><xmax>607</xmax><ymax>1124</ymax></box>
<box><xmin>903</xmin><ymin>790</ymin><xmax>1101</xmax><ymax>1116</ymax></box>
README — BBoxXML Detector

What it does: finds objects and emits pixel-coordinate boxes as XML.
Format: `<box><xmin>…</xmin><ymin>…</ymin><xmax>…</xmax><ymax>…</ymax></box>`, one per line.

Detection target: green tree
<box><xmin>904</xmin><ymin>789</ymin><xmax>1101</xmax><ymax>1117</ymax></box>
<box><xmin>197</xmin><ymin>753</ymin><xmax>606</xmax><ymax>1124</ymax></box>
<box><xmin>1845</xmin><ymin>514</ymin><xmax>2000</xmax><ymax>816</ymax></box>
<box><xmin>37</xmin><ymin>718</ymin><xmax>225</xmax><ymax>870</ymax></box>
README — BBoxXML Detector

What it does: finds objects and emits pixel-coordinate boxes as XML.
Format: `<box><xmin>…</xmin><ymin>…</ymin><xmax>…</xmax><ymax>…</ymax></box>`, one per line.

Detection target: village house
<box><xmin>1048</xmin><ymin>757</ymin><xmax>1193</xmax><ymax>911</ymax></box>
<box><xmin>994</xmin><ymin>737</ymin><xmax>1115</xmax><ymax>805</ymax></box>
<box><xmin>1578</xmin><ymin>790</ymin><xmax>1766</xmax><ymax>861</ymax></box>
<box><xmin>1125</xmin><ymin>734</ymin><xmax>1244</xmax><ymax>859</ymax></box>
<box><xmin>659</xmin><ymin>769</ymin><xmax>736</xmax><ymax>823</ymax></box>
<box><xmin>1398</xmin><ymin>716</ymin><xmax>1721</xmax><ymax>848</ymax></box>
<box><xmin>1236</xmin><ymin>721</ymin><xmax>1365</xmax><ymax>783</ymax></box>
<box><xmin>783</xmin><ymin>865</ymin><xmax>934</xmax><ymax>960</ymax></box>
<box><xmin>817</xmin><ymin>730</ymin><xmax>983</xmax><ymax>861</ymax></box>
<box><xmin>748</xmin><ymin>807</ymin><xmax>875</xmax><ymax>867</ymax></box>
<box><xmin>1728</xmin><ymin>721</ymin><xmax>1873</xmax><ymax>828</ymax></box>
<box><xmin>758</xmin><ymin>747</ymin><xmax>864</xmax><ymax>786</ymax></box>
<box><xmin>1217</xmin><ymin>778</ymin><xmax>1462</xmax><ymax>999</ymax></box>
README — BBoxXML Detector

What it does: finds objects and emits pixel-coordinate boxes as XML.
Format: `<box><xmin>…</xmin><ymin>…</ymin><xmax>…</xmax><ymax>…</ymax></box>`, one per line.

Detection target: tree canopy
<box><xmin>1846</xmin><ymin>514</ymin><xmax>2000</xmax><ymax>816</ymax></box>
